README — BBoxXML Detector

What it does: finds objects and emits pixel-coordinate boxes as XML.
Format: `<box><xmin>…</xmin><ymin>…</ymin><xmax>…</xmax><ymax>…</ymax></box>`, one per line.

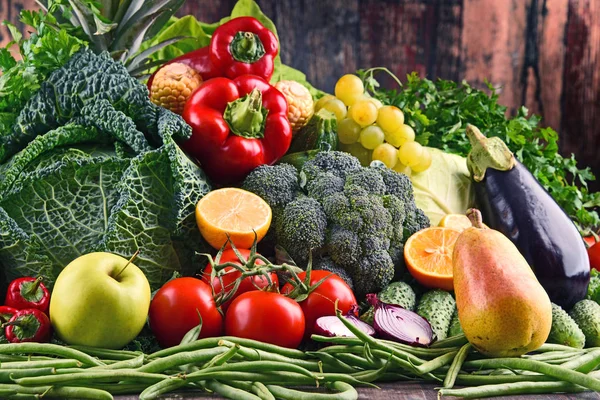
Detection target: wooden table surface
<box><xmin>114</xmin><ymin>382</ymin><xmax>600</xmax><ymax>399</ymax></box>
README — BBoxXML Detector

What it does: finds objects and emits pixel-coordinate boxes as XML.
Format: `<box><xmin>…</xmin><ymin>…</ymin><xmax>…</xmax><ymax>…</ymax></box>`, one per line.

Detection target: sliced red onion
<box><xmin>367</xmin><ymin>293</ymin><xmax>433</xmax><ymax>346</ymax></box>
<box><xmin>314</xmin><ymin>312</ymin><xmax>376</xmax><ymax>338</ymax></box>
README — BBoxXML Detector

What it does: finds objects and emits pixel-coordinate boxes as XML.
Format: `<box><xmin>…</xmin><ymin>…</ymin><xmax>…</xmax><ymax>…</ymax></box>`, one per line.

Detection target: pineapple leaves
<box><xmin>126</xmin><ymin>35</ymin><xmax>187</xmax><ymax>71</ymax></box>
<box><xmin>67</xmin><ymin>0</ymin><xmax>108</xmax><ymax>50</ymax></box>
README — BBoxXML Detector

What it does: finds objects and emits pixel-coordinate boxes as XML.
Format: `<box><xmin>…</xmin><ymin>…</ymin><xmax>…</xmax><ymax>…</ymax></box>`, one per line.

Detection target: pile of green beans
<box><xmin>0</xmin><ymin>322</ymin><xmax>598</xmax><ymax>399</ymax></box>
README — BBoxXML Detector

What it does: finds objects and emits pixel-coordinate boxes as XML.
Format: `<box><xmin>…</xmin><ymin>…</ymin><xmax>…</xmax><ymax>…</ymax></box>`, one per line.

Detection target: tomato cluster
<box><xmin>148</xmin><ymin>249</ymin><xmax>357</xmax><ymax>349</ymax></box>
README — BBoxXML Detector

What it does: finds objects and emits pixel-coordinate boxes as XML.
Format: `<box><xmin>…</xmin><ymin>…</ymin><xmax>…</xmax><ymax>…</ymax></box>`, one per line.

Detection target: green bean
<box><xmin>201</xmin><ymin>343</ymin><xmax>240</xmax><ymax>369</ymax></box>
<box><xmin>0</xmin><ymin>343</ymin><xmax>104</xmax><ymax>367</ymax></box>
<box><xmin>312</xmin><ymin>335</ymin><xmax>456</xmax><ymax>358</ymax></box>
<box><xmin>560</xmin><ymin>348</ymin><xmax>600</xmax><ymax>372</ymax></box>
<box><xmin>85</xmin><ymin>383</ymin><xmax>150</xmax><ymax>395</ymax></box>
<box><xmin>439</xmin><ymin>380</ymin><xmax>591</xmax><ymax>398</ymax></box>
<box><xmin>429</xmin><ymin>334</ymin><xmax>468</xmax><ymax>348</ymax></box>
<box><xmin>414</xmin><ymin>351</ymin><xmax>457</xmax><ymax>375</ymax></box>
<box><xmin>138</xmin><ymin>347</ymin><xmax>228</xmax><ymax>373</ymax></box>
<box><xmin>177</xmin><ymin>370</ymin><xmax>317</xmax><ymax>385</ymax></box>
<box><xmin>89</xmin><ymin>353</ymin><xmax>145</xmax><ymax>370</ymax></box>
<box><xmin>220</xmin><ymin>340</ymin><xmax>321</xmax><ymax>371</ymax></box>
<box><xmin>536</xmin><ymin>343</ymin><xmax>584</xmax><ymax>352</ymax></box>
<box><xmin>205</xmin><ymin>380</ymin><xmax>263</xmax><ymax>400</ymax></box>
<box><xmin>305</xmin><ymin>352</ymin><xmax>359</xmax><ymax>373</ymax></box>
<box><xmin>14</xmin><ymin>369</ymin><xmax>169</xmax><ymax>386</ymax></box>
<box><xmin>251</xmin><ymin>381</ymin><xmax>276</xmax><ymax>400</ymax></box>
<box><xmin>461</xmin><ymin>357</ymin><xmax>600</xmax><ymax>391</ymax></box>
<box><xmin>0</xmin><ymin>384</ymin><xmax>112</xmax><ymax>399</ymax></box>
<box><xmin>68</xmin><ymin>345</ymin><xmax>142</xmax><ymax>360</ymax></box>
<box><xmin>0</xmin><ymin>367</ymin><xmax>56</xmax><ymax>382</ymax></box>
<box><xmin>443</xmin><ymin>373</ymin><xmax>553</xmax><ymax>385</ymax></box>
<box><xmin>138</xmin><ymin>376</ymin><xmax>187</xmax><ymax>400</ymax></box>
<box><xmin>335</xmin><ymin>353</ymin><xmax>377</xmax><ymax>370</ymax></box>
<box><xmin>149</xmin><ymin>336</ymin><xmax>307</xmax><ymax>360</ymax></box>
<box><xmin>187</xmin><ymin>360</ymin><xmax>316</xmax><ymax>379</ymax></box>
<box><xmin>443</xmin><ymin>343</ymin><xmax>471</xmax><ymax>388</ymax></box>
<box><xmin>0</xmin><ymin>355</ymin><xmax>53</xmax><ymax>362</ymax></box>
<box><xmin>266</xmin><ymin>381</ymin><xmax>358</xmax><ymax>400</ymax></box>
<box><xmin>523</xmin><ymin>350</ymin><xmax>583</xmax><ymax>362</ymax></box>
<box><xmin>0</xmin><ymin>358</ymin><xmax>82</xmax><ymax>370</ymax></box>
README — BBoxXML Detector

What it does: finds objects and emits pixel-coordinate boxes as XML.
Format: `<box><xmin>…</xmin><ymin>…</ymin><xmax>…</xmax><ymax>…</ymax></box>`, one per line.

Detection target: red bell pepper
<box><xmin>210</xmin><ymin>17</ymin><xmax>278</xmax><ymax>81</ymax></box>
<box><xmin>4</xmin><ymin>309</ymin><xmax>52</xmax><ymax>343</ymax></box>
<box><xmin>5</xmin><ymin>277</ymin><xmax>50</xmax><ymax>314</ymax></box>
<box><xmin>0</xmin><ymin>306</ymin><xmax>17</xmax><ymax>324</ymax></box>
<box><xmin>182</xmin><ymin>75</ymin><xmax>292</xmax><ymax>184</ymax></box>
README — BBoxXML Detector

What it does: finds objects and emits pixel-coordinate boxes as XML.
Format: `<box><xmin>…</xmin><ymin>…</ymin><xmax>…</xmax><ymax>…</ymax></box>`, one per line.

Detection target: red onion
<box><xmin>314</xmin><ymin>310</ymin><xmax>375</xmax><ymax>338</ymax></box>
<box><xmin>368</xmin><ymin>293</ymin><xmax>433</xmax><ymax>346</ymax></box>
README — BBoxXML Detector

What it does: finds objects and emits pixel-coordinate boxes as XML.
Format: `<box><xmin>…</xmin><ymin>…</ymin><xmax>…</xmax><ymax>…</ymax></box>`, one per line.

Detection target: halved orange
<box><xmin>438</xmin><ymin>214</ymin><xmax>472</xmax><ymax>232</ymax></box>
<box><xmin>196</xmin><ymin>188</ymin><xmax>272</xmax><ymax>250</ymax></box>
<box><xmin>404</xmin><ymin>227</ymin><xmax>462</xmax><ymax>291</ymax></box>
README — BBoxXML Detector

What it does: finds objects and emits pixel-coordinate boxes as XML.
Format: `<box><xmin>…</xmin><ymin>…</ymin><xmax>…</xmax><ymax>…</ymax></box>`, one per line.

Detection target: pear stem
<box><xmin>466</xmin><ymin>208</ymin><xmax>486</xmax><ymax>229</ymax></box>
<box><xmin>115</xmin><ymin>249</ymin><xmax>140</xmax><ymax>280</ymax></box>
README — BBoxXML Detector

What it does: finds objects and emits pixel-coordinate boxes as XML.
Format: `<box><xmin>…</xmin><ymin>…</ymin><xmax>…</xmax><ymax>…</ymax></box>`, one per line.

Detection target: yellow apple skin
<box><xmin>49</xmin><ymin>252</ymin><xmax>151</xmax><ymax>349</ymax></box>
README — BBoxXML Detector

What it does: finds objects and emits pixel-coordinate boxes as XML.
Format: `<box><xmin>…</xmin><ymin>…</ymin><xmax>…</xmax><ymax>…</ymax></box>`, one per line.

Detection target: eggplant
<box><xmin>465</xmin><ymin>124</ymin><xmax>589</xmax><ymax>310</ymax></box>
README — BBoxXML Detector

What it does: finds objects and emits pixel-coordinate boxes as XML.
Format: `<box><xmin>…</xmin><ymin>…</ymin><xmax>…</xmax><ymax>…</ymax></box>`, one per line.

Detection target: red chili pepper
<box><xmin>182</xmin><ymin>75</ymin><xmax>292</xmax><ymax>185</ymax></box>
<box><xmin>209</xmin><ymin>17</ymin><xmax>278</xmax><ymax>81</ymax></box>
<box><xmin>5</xmin><ymin>277</ymin><xmax>50</xmax><ymax>314</ymax></box>
<box><xmin>4</xmin><ymin>309</ymin><xmax>52</xmax><ymax>343</ymax></box>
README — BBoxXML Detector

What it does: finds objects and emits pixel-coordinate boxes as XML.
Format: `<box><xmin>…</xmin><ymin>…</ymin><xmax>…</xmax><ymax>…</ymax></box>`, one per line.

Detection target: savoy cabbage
<box><xmin>0</xmin><ymin>49</ymin><xmax>212</xmax><ymax>290</ymax></box>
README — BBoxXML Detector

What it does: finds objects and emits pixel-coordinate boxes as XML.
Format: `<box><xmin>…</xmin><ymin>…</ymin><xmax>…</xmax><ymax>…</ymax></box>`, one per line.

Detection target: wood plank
<box><xmin>561</xmin><ymin>0</ymin><xmax>600</xmax><ymax>185</ymax></box>
<box><xmin>0</xmin><ymin>0</ymin><xmax>37</xmax><ymax>48</ymax></box>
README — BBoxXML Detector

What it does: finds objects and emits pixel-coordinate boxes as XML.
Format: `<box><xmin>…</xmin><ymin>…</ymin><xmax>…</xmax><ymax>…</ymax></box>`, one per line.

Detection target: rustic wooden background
<box><xmin>1</xmin><ymin>0</ymin><xmax>599</xmax><ymax>186</ymax></box>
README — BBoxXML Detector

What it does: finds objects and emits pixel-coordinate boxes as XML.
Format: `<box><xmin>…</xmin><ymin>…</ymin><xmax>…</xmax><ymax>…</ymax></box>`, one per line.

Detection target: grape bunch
<box><xmin>315</xmin><ymin>74</ymin><xmax>431</xmax><ymax>173</ymax></box>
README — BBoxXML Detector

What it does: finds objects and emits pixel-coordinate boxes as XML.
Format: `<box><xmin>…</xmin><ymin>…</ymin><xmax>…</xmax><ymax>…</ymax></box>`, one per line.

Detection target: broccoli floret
<box><xmin>313</xmin><ymin>256</ymin><xmax>354</xmax><ymax>290</ymax></box>
<box><xmin>306</xmin><ymin>172</ymin><xmax>344</xmax><ymax>202</ymax></box>
<box><xmin>242</xmin><ymin>163</ymin><xmax>300</xmax><ymax>208</ymax></box>
<box><xmin>276</xmin><ymin>197</ymin><xmax>328</xmax><ymax>265</ymax></box>
<box><xmin>360</xmin><ymin>234</ymin><xmax>391</xmax><ymax>254</ymax></box>
<box><xmin>403</xmin><ymin>205</ymin><xmax>431</xmax><ymax>240</ymax></box>
<box><xmin>352</xmin><ymin>251</ymin><xmax>395</xmax><ymax>298</ymax></box>
<box><xmin>301</xmin><ymin>151</ymin><xmax>362</xmax><ymax>181</ymax></box>
<box><xmin>322</xmin><ymin>191</ymin><xmax>364</xmax><ymax>232</ymax></box>
<box><xmin>375</xmin><ymin>164</ymin><xmax>415</xmax><ymax>202</ymax></box>
<box><xmin>344</xmin><ymin>168</ymin><xmax>386</xmax><ymax>195</ymax></box>
<box><xmin>328</xmin><ymin>226</ymin><xmax>361</xmax><ymax>267</ymax></box>
<box><xmin>382</xmin><ymin>195</ymin><xmax>406</xmax><ymax>244</ymax></box>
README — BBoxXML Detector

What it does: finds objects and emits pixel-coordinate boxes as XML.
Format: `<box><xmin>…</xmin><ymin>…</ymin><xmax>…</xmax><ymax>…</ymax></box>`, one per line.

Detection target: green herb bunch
<box><xmin>359</xmin><ymin>70</ymin><xmax>600</xmax><ymax>234</ymax></box>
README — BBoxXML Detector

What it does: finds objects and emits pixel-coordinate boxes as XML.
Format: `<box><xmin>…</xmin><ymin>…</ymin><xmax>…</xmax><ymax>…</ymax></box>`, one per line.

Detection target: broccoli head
<box><xmin>327</xmin><ymin>226</ymin><xmax>361</xmax><ymax>267</ymax></box>
<box><xmin>344</xmin><ymin>167</ymin><xmax>386</xmax><ymax>195</ymax></box>
<box><xmin>375</xmin><ymin>164</ymin><xmax>415</xmax><ymax>203</ymax></box>
<box><xmin>301</xmin><ymin>151</ymin><xmax>362</xmax><ymax>181</ymax></box>
<box><xmin>403</xmin><ymin>205</ymin><xmax>431</xmax><ymax>240</ymax></box>
<box><xmin>242</xmin><ymin>163</ymin><xmax>300</xmax><ymax>208</ymax></box>
<box><xmin>313</xmin><ymin>256</ymin><xmax>354</xmax><ymax>290</ymax></box>
<box><xmin>352</xmin><ymin>251</ymin><xmax>395</xmax><ymax>298</ymax></box>
<box><xmin>276</xmin><ymin>196</ymin><xmax>327</xmax><ymax>265</ymax></box>
<box><xmin>306</xmin><ymin>172</ymin><xmax>344</xmax><ymax>202</ymax></box>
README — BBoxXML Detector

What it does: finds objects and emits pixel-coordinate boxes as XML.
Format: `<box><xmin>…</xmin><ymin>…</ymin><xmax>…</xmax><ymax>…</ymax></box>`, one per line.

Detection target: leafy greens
<box><xmin>360</xmin><ymin>70</ymin><xmax>600</xmax><ymax>233</ymax></box>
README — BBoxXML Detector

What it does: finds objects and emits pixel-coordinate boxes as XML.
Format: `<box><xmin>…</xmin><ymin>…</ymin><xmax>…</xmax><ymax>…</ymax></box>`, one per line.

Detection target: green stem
<box><xmin>230</xmin><ymin>31</ymin><xmax>266</xmax><ymax>64</ymax></box>
<box><xmin>224</xmin><ymin>89</ymin><xmax>267</xmax><ymax>139</ymax></box>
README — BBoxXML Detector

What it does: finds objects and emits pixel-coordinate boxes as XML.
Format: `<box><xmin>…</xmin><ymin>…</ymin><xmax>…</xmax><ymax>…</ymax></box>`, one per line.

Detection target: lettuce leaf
<box><xmin>410</xmin><ymin>148</ymin><xmax>475</xmax><ymax>226</ymax></box>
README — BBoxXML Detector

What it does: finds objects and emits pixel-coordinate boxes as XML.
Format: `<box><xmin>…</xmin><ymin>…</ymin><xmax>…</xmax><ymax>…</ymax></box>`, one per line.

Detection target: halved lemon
<box><xmin>404</xmin><ymin>227</ymin><xmax>462</xmax><ymax>291</ymax></box>
<box><xmin>195</xmin><ymin>188</ymin><xmax>272</xmax><ymax>250</ymax></box>
<box><xmin>438</xmin><ymin>213</ymin><xmax>472</xmax><ymax>232</ymax></box>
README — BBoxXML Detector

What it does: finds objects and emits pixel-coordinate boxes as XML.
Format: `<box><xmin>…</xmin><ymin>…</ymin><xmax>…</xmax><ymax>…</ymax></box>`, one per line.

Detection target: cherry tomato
<box><xmin>149</xmin><ymin>277</ymin><xmax>223</xmax><ymax>348</ymax></box>
<box><xmin>588</xmin><ymin>241</ymin><xmax>600</xmax><ymax>271</ymax></box>
<box><xmin>282</xmin><ymin>270</ymin><xmax>357</xmax><ymax>338</ymax></box>
<box><xmin>225</xmin><ymin>291</ymin><xmax>304</xmax><ymax>349</ymax></box>
<box><xmin>202</xmin><ymin>248</ymin><xmax>278</xmax><ymax>312</ymax></box>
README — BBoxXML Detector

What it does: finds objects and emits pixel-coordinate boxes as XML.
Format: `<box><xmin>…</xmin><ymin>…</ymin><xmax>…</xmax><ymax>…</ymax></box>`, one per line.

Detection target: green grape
<box><xmin>359</xmin><ymin>125</ymin><xmax>385</xmax><ymax>150</ymax></box>
<box><xmin>368</xmin><ymin>97</ymin><xmax>383</xmax><ymax>109</ymax></box>
<box><xmin>338</xmin><ymin>118</ymin><xmax>362</xmax><ymax>144</ymax></box>
<box><xmin>335</xmin><ymin>74</ymin><xmax>365</xmax><ymax>106</ymax></box>
<box><xmin>340</xmin><ymin>142</ymin><xmax>372</xmax><ymax>166</ymax></box>
<box><xmin>377</xmin><ymin>106</ymin><xmax>405</xmax><ymax>134</ymax></box>
<box><xmin>398</xmin><ymin>141</ymin><xmax>424</xmax><ymax>167</ymax></box>
<box><xmin>315</xmin><ymin>94</ymin><xmax>336</xmax><ymax>111</ymax></box>
<box><xmin>350</xmin><ymin>100</ymin><xmax>378</xmax><ymax>127</ymax></box>
<box><xmin>393</xmin><ymin>124</ymin><xmax>416</xmax><ymax>147</ymax></box>
<box><xmin>393</xmin><ymin>161</ymin><xmax>411</xmax><ymax>176</ymax></box>
<box><xmin>411</xmin><ymin>147</ymin><xmax>432</xmax><ymax>173</ymax></box>
<box><xmin>372</xmin><ymin>143</ymin><xmax>398</xmax><ymax>168</ymax></box>
<box><xmin>321</xmin><ymin>98</ymin><xmax>347</xmax><ymax>122</ymax></box>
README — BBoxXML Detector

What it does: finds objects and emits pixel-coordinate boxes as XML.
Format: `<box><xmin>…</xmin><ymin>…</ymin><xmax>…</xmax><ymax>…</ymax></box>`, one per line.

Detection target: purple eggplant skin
<box><xmin>473</xmin><ymin>159</ymin><xmax>590</xmax><ymax>310</ymax></box>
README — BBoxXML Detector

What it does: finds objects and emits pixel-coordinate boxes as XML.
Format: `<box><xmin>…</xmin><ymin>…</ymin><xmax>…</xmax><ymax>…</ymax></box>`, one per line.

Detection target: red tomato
<box><xmin>202</xmin><ymin>248</ymin><xmax>278</xmax><ymax>312</ymax></box>
<box><xmin>225</xmin><ymin>291</ymin><xmax>304</xmax><ymax>349</ymax></box>
<box><xmin>584</xmin><ymin>236</ymin><xmax>597</xmax><ymax>248</ymax></box>
<box><xmin>149</xmin><ymin>277</ymin><xmax>223</xmax><ymax>348</ymax></box>
<box><xmin>588</xmin><ymin>241</ymin><xmax>600</xmax><ymax>271</ymax></box>
<box><xmin>282</xmin><ymin>270</ymin><xmax>357</xmax><ymax>338</ymax></box>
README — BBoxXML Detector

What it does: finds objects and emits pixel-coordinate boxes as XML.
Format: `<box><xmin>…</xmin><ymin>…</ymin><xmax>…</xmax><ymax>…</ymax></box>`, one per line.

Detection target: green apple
<box><xmin>49</xmin><ymin>252</ymin><xmax>151</xmax><ymax>349</ymax></box>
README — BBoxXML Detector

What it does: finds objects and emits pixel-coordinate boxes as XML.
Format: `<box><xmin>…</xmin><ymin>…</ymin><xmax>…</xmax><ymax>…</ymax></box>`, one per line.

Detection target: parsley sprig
<box><xmin>358</xmin><ymin>69</ymin><xmax>600</xmax><ymax>234</ymax></box>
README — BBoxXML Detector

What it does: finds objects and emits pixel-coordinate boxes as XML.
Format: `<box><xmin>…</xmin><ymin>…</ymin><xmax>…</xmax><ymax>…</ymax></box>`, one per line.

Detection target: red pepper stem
<box><xmin>224</xmin><ymin>89</ymin><xmax>267</xmax><ymax>139</ymax></box>
<box><xmin>230</xmin><ymin>31</ymin><xmax>266</xmax><ymax>64</ymax></box>
<box><xmin>24</xmin><ymin>277</ymin><xmax>43</xmax><ymax>297</ymax></box>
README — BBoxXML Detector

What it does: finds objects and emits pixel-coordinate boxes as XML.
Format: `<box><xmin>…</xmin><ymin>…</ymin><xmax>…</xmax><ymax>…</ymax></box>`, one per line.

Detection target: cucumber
<box><xmin>547</xmin><ymin>303</ymin><xmax>585</xmax><ymax>349</ymax></box>
<box><xmin>416</xmin><ymin>289</ymin><xmax>456</xmax><ymax>341</ymax></box>
<box><xmin>447</xmin><ymin>309</ymin><xmax>463</xmax><ymax>337</ymax></box>
<box><xmin>569</xmin><ymin>299</ymin><xmax>600</xmax><ymax>348</ymax></box>
<box><xmin>287</xmin><ymin>108</ymin><xmax>338</xmax><ymax>153</ymax></box>
<box><xmin>277</xmin><ymin>149</ymin><xmax>320</xmax><ymax>171</ymax></box>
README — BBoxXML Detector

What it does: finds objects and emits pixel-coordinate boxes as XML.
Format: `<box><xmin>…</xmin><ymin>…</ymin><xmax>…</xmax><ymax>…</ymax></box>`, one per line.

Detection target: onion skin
<box><xmin>314</xmin><ymin>314</ymin><xmax>375</xmax><ymax>338</ymax></box>
<box><xmin>368</xmin><ymin>293</ymin><xmax>434</xmax><ymax>347</ymax></box>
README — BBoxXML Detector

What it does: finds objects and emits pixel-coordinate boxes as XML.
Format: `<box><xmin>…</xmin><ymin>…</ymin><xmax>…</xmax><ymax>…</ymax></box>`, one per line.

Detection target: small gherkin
<box><xmin>547</xmin><ymin>303</ymin><xmax>585</xmax><ymax>349</ymax></box>
<box><xmin>569</xmin><ymin>300</ymin><xmax>600</xmax><ymax>348</ymax></box>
